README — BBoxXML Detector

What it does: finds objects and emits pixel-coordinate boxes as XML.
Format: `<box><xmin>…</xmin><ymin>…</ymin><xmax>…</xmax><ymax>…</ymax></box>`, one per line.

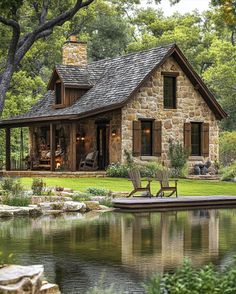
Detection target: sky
<box><xmin>141</xmin><ymin>0</ymin><xmax>211</xmax><ymax>15</ymax></box>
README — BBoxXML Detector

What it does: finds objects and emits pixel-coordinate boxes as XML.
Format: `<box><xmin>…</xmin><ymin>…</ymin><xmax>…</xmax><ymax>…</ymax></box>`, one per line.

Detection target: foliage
<box><xmin>0</xmin><ymin>251</ymin><xmax>14</xmax><ymax>268</ymax></box>
<box><xmin>168</xmin><ymin>140</ymin><xmax>189</xmax><ymax>177</ymax></box>
<box><xmin>219</xmin><ymin>131</ymin><xmax>236</xmax><ymax>165</ymax></box>
<box><xmin>139</xmin><ymin>162</ymin><xmax>164</xmax><ymax>178</ymax></box>
<box><xmin>86</xmin><ymin>187</ymin><xmax>109</xmax><ymax>196</ymax></box>
<box><xmin>31</xmin><ymin>178</ymin><xmax>46</xmax><ymax>196</ymax></box>
<box><xmin>98</xmin><ymin>198</ymin><xmax>113</xmax><ymax>207</ymax></box>
<box><xmin>106</xmin><ymin>163</ymin><xmax>130</xmax><ymax>178</ymax></box>
<box><xmin>73</xmin><ymin>193</ymin><xmax>93</xmax><ymax>202</ymax></box>
<box><xmin>0</xmin><ymin>177</ymin><xmax>24</xmax><ymax>197</ymax></box>
<box><xmin>107</xmin><ymin>161</ymin><xmax>163</xmax><ymax>178</ymax></box>
<box><xmin>2</xmin><ymin>195</ymin><xmax>30</xmax><ymax>207</ymax></box>
<box><xmin>144</xmin><ymin>258</ymin><xmax>236</xmax><ymax>294</ymax></box>
<box><xmin>220</xmin><ymin>160</ymin><xmax>236</xmax><ymax>181</ymax></box>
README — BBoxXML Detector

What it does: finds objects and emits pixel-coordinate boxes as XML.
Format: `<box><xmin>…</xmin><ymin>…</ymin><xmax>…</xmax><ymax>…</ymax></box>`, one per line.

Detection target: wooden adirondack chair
<box><xmin>128</xmin><ymin>169</ymin><xmax>152</xmax><ymax>197</ymax></box>
<box><xmin>79</xmin><ymin>151</ymin><xmax>98</xmax><ymax>170</ymax></box>
<box><xmin>155</xmin><ymin>170</ymin><xmax>178</xmax><ymax>197</ymax></box>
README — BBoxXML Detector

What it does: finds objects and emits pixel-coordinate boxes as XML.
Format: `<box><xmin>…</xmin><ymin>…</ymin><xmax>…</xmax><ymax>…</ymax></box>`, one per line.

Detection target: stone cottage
<box><xmin>0</xmin><ymin>36</ymin><xmax>226</xmax><ymax>172</ymax></box>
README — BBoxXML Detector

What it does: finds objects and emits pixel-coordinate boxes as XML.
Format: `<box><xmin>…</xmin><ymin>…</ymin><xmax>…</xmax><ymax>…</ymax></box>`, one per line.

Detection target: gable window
<box><xmin>163</xmin><ymin>76</ymin><xmax>176</xmax><ymax>109</ymax></box>
<box><xmin>141</xmin><ymin>121</ymin><xmax>153</xmax><ymax>156</ymax></box>
<box><xmin>191</xmin><ymin>122</ymin><xmax>202</xmax><ymax>156</ymax></box>
<box><xmin>55</xmin><ymin>82</ymin><xmax>62</xmax><ymax>105</ymax></box>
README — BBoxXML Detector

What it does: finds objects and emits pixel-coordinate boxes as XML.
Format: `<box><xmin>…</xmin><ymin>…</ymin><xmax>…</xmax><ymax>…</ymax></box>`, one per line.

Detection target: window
<box><xmin>163</xmin><ymin>76</ymin><xmax>176</xmax><ymax>109</ymax></box>
<box><xmin>55</xmin><ymin>82</ymin><xmax>62</xmax><ymax>105</ymax></box>
<box><xmin>141</xmin><ymin>121</ymin><xmax>153</xmax><ymax>156</ymax></box>
<box><xmin>191</xmin><ymin>123</ymin><xmax>202</xmax><ymax>156</ymax></box>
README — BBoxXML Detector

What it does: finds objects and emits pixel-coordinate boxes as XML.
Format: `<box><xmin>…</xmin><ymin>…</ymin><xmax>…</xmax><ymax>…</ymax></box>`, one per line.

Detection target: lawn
<box><xmin>20</xmin><ymin>177</ymin><xmax>236</xmax><ymax>196</ymax></box>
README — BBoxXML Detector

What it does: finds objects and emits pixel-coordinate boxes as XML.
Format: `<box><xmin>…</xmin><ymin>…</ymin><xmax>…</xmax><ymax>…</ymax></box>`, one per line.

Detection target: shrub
<box><xmin>99</xmin><ymin>198</ymin><xmax>113</xmax><ymax>207</ymax></box>
<box><xmin>31</xmin><ymin>178</ymin><xmax>45</xmax><ymax>195</ymax></box>
<box><xmin>0</xmin><ymin>177</ymin><xmax>24</xmax><ymax>197</ymax></box>
<box><xmin>144</xmin><ymin>258</ymin><xmax>236</xmax><ymax>294</ymax></box>
<box><xmin>106</xmin><ymin>163</ymin><xmax>130</xmax><ymax>178</ymax></box>
<box><xmin>2</xmin><ymin>195</ymin><xmax>30</xmax><ymax>206</ymax></box>
<box><xmin>220</xmin><ymin>131</ymin><xmax>236</xmax><ymax>166</ymax></box>
<box><xmin>86</xmin><ymin>187</ymin><xmax>109</xmax><ymax>196</ymax></box>
<box><xmin>168</xmin><ymin>140</ymin><xmax>189</xmax><ymax>177</ymax></box>
<box><xmin>139</xmin><ymin>162</ymin><xmax>163</xmax><ymax>178</ymax></box>
<box><xmin>73</xmin><ymin>193</ymin><xmax>93</xmax><ymax>202</ymax></box>
<box><xmin>220</xmin><ymin>160</ymin><xmax>236</xmax><ymax>181</ymax></box>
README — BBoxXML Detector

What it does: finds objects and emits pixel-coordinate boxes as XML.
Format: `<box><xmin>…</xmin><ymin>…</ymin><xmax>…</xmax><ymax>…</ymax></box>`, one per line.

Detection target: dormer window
<box><xmin>55</xmin><ymin>81</ymin><xmax>62</xmax><ymax>105</ymax></box>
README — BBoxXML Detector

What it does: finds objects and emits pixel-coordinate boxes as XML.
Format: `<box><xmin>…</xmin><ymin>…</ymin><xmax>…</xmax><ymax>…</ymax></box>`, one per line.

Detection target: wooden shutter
<box><xmin>133</xmin><ymin>121</ymin><xmax>141</xmax><ymax>156</ymax></box>
<box><xmin>153</xmin><ymin>121</ymin><xmax>162</xmax><ymax>156</ymax></box>
<box><xmin>184</xmin><ymin>123</ymin><xmax>191</xmax><ymax>153</ymax></box>
<box><xmin>201</xmin><ymin>123</ymin><xmax>209</xmax><ymax>157</ymax></box>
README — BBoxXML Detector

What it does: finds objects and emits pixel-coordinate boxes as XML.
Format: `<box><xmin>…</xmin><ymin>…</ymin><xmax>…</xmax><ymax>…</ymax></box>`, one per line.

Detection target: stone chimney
<box><xmin>62</xmin><ymin>35</ymin><xmax>87</xmax><ymax>67</ymax></box>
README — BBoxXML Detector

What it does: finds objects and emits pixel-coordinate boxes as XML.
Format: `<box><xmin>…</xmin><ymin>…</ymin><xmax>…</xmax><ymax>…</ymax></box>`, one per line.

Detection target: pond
<box><xmin>1</xmin><ymin>209</ymin><xmax>236</xmax><ymax>293</ymax></box>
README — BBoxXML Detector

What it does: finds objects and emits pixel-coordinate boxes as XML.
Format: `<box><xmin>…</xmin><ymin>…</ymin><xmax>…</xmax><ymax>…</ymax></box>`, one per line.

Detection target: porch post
<box><xmin>70</xmin><ymin>123</ymin><xmax>77</xmax><ymax>172</ymax></box>
<box><xmin>5</xmin><ymin>127</ymin><xmax>11</xmax><ymax>171</ymax></box>
<box><xmin>50</xmin><ymin>123</ymin><xmax>56</xmax><ymax>171</ymax></box>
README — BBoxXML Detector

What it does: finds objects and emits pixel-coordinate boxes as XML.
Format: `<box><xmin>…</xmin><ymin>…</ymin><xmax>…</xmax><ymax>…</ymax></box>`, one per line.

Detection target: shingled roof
<box><xmin>0</xmin><ymin>43</ymin><xmax>227</xmax><ymax>127</ymax></box>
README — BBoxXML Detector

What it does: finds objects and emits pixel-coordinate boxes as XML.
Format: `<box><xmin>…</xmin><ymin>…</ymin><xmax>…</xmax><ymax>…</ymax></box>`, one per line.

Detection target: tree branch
<box><xmin>0</xmin><ymin>16</ymin><xmax>20</xmax><ymax>31</ymax></box>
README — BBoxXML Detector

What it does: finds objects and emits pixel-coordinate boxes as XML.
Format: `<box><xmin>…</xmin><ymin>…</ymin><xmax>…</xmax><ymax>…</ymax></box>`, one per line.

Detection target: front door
<box><xmin>97</xmin><ymin>124</ymin><xmax>109</xmax><ymax>170</ymax></box>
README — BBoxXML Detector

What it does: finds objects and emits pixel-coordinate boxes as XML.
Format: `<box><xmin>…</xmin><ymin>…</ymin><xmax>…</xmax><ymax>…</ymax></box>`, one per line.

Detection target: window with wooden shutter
<box><xmin>184</xmin><ymin>123</ymin><xmax>191</xmax><ymax>153</ymax></box>
<box><xmin>141</xmin><ymin>121</ymin><xmax>153</xmax><ymax>156</ymax></box>
<box><xmin>164</xmin><ymin>76</ymin><xmax>176</xmax><ymax>109</ymax></box>
<box><xmin>191</xmin><ymin>123</ymin><xmax>202</xmax><ymax>156</ymax></box>
<box><xmin>153</xmin><ymin>121</ymin><xmax>162</xmax><ymax>156</ymax></box>
<box><xmin>133</xmin><ymin>121</ymin><xmax>141</xmax><ymax>156</ymax></box>
<box><xmin>201</xmin><ymin>123</ymin><xmax>209</xmax><ymax>157</ymax></box>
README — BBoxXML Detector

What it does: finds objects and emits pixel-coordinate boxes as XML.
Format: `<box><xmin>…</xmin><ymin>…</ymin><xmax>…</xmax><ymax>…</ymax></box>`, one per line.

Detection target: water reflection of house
<box><xmin>121</xmin><ymin>210</ymin><xmax>219</xmax><ymax>278</ymax></box>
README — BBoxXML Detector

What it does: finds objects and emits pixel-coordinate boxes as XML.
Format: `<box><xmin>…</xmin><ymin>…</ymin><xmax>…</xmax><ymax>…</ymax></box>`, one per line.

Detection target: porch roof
<box><xmin>0</xmin><ymin>43</ymin><xmax>227</xmax><ymax>128</ymax></box>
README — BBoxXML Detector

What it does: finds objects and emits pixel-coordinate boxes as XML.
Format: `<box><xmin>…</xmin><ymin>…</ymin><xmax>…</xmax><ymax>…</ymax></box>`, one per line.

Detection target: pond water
<box><xmin>1</xmin><ymin>209</ymin><xmax>236</xmax><ymax>293</ymax></box>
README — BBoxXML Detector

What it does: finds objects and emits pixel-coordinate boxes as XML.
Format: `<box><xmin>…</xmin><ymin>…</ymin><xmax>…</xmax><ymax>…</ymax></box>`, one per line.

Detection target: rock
<box><xmin>99</xmin><ymin>205</ymin><xmax>113</xmax><ymax>211</ymax></box>
<box><xmin>31</xmin><ymin>196</ymin><xmax>72</xmax><ymax>205</ymax></box>
<box><xmin>63</xmin><ymin>201</ymin><xmax>86</xmax><ymax>212</ymax></box>
<box><xmin>0</xmin><ymin>211</ymin><xmax>13</xmax><ymax>218</ymax></box>
<box><xmin>0</xmin><ymin>265</ymin><xmax>44</xmax><ymax>293</ymax></box>
<box><xmin>58</xmin><ymin>191</ymin><xmax>74</xmax><ymax>197</ymax></box>
<box><xmin>0</xmin><ymin>265</ymin><xmax>60</xmax><ymax>294</ymax></box>
<box><xmin>84</xmin><ymin>201</ymin><xmax>101</xmax><ymax>211</ymax></box>
<box><xmin>40</xmin><ymin>282</ymin><xmax>60</xmax><ymax>294</ymax></box>
<box><xmin>13</xmin><ymin>208</ymin><xmax>30</xmax><ymax>216</ymax></box>
<box><xmin>50</xmin><ymin>202</ymin><xmax>64</xmax><ymax>210</ymax></box>
<box><xmin>63</xmin><ymin>188</ymin><xmax>73</xmax><ymax>193</ymax></box>
<box><xmin>29</xmin><ymin>207</ymin><xmax>43</xmax><ymax>217</ymax></box>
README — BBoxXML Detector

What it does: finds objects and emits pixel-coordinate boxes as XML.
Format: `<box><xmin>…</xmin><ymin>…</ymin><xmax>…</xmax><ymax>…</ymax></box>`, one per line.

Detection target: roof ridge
<box><xmin>88</xmin><ymin>43</ymin><xmax>176</xmax><ymax>66</ymax></box>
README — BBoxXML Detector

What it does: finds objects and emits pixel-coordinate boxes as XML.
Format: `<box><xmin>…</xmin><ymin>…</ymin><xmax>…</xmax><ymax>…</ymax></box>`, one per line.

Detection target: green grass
<box><xmin>19</xmin><ymin>177</ymin><xmax>236</xmax><ymax>196</ymax></box>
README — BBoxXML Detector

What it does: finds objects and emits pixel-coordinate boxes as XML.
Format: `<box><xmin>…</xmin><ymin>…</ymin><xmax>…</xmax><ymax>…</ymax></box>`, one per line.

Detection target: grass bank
<box><xmin>19</xmin><ymin>177</ymin><xmax>236</xmax><ymax>196</ymax></box>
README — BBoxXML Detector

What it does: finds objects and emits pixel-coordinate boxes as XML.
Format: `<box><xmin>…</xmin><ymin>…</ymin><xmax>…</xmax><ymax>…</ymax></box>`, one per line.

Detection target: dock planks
<box><xmin>113</xmin><ymin>196</ymin><xmax>236</xmax><ymax>211</ymax></box>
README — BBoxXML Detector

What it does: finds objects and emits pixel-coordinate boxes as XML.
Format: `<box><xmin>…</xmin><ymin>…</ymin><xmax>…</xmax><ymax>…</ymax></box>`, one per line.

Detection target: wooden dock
<box><xmin>113</xmin><ymin>196</ymin><xmax>236</xmax><ymax>211</ymax></box>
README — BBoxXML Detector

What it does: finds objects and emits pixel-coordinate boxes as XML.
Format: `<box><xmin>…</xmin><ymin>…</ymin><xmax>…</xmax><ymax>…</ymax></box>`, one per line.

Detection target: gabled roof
<box><xmin>0</xmin><ymin>43</ymin><xmax>227</xmax><ymax>127</ymax></box>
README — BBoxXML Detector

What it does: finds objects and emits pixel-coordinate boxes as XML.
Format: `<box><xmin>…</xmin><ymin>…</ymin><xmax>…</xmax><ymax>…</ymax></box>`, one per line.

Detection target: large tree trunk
<box><xmin>0</xmin><ymin>66</ymin><xmax>14</xmax><ymax>117</ymax></box>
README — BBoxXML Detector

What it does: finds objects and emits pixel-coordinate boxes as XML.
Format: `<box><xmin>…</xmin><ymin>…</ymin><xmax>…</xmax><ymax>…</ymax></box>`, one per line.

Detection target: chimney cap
<box><xmin>63</xmin><ymin>35</ymin><xmax>87</xmax><ymax>45</ymax></box>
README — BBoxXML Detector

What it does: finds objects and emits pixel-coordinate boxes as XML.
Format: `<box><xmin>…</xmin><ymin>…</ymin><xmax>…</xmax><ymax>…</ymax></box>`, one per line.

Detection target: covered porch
<box><xmin>0</xmin><ymin>110</ymin><xmax>121</xmax><ymax>173</ymax></box>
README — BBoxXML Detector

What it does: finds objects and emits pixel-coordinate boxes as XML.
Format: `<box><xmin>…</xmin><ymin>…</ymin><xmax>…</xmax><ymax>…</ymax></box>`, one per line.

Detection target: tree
<box><xmin>0</xmin><ymin>0</ymin><xmax>95</xmax><ymax>116</ymax></box>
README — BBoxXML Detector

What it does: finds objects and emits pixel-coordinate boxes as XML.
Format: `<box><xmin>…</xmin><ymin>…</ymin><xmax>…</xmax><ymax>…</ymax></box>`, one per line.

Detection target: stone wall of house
<box><xmin>79</xmin><ymin>109</ymin><xmax>122</xmax><ymax>164</ymax></box>
<box><xmin>121</xmin><ymin>56</ymin><xmax>219</xmax><ymax>167</ymax></box>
